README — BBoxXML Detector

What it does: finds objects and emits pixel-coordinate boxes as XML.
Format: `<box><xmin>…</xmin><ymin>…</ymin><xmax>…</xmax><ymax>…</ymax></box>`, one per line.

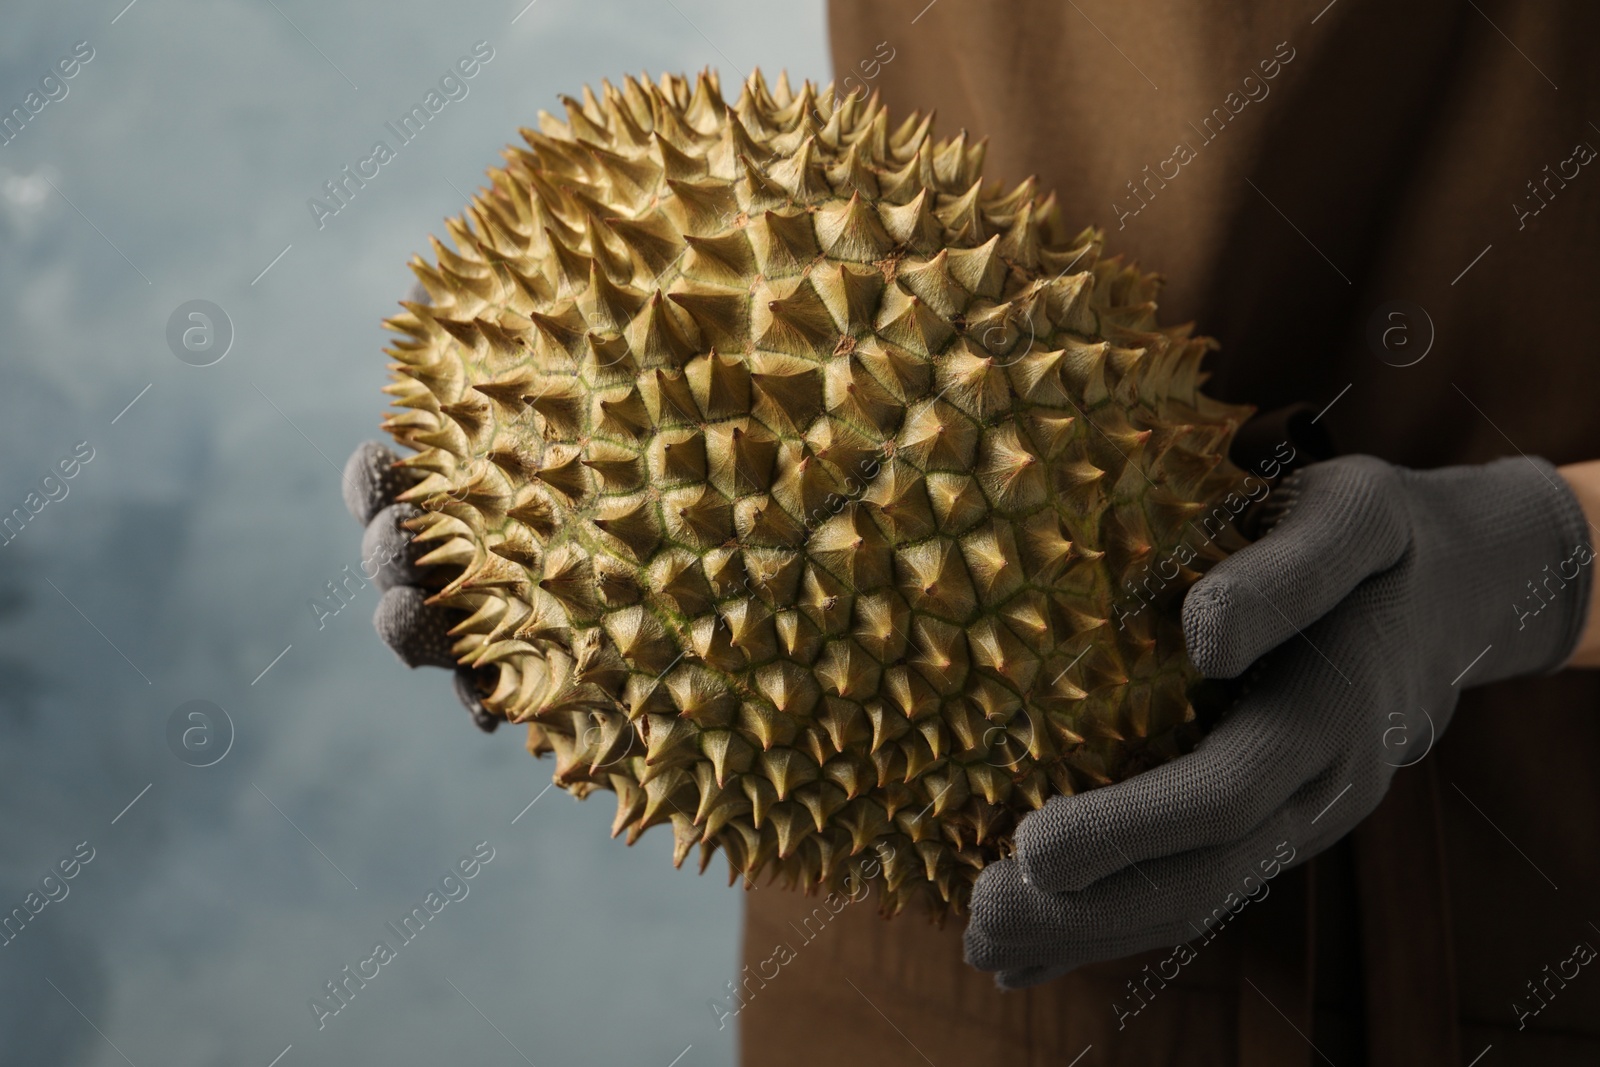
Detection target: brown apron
<box><xmin>739</xmin><ymin>1</ymin><xmax>1600</xmax><ymax>1063</ymax></box>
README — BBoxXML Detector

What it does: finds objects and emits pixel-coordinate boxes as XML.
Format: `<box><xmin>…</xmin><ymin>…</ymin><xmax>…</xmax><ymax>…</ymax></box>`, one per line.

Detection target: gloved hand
<box><xmin>342</xmin><ymin>438</ymin><xmax>500</xmax><ymax>732</ymax></box>
<box><xmin>964</xmin><ymin>453</ymin><xmax>1593</xmax><ymax>988</ymax></box>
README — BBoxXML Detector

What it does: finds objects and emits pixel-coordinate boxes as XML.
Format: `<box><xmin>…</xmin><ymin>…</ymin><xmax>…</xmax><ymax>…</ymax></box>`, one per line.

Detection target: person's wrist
<box><xmin>1556</xmin><ymin>460</ymin><xmax>1600</xmax><ymax>667</ymax></box>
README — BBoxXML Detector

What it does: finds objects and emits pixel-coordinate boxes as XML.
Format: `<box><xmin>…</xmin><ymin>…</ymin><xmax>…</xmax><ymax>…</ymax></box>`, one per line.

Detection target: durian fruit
<box><xmin>379</xmin><ymin>68</ymin><xmax>1253</xmax><ymax>917</ymax></box>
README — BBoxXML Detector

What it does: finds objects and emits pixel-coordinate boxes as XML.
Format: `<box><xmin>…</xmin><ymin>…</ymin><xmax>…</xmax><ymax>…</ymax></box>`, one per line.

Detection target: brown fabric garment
<box><xmin>737</xmin><ymin>874</ymin><xmax>1255</xmax><ymax>1065</ymax></box>
<box><xmin>1350</xmin><ymin>761</ymin><xmax>1458</xmax><ymax>1062</ymax></box>
<box><xmin>739</xmin><ymin>1</ymin><xmax>1600</xmax><ymax>1063</ymax></box>
<box><xmin>737</xmin><ymin>866</ymin><xmax>1317</xmax><ymax>1066</ymax></box>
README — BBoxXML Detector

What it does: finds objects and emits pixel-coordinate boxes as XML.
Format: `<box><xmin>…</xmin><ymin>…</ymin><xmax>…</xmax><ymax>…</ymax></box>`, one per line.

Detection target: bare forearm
<box><xmin>1558</xmin><ymin>460</ymin><xmax>1600</xmax><ymax>667</ymax></box>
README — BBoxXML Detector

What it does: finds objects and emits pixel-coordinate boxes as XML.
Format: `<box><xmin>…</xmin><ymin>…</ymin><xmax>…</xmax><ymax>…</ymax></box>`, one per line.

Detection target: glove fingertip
<box><xmin>961</xmin><ymin>926</ymin><xmax>1010</xmax><ymax>973</ymax></box>
<box><xmin>1182</xmin><ymin>577</ymin><xmax>1255</xmax><ymax>679</ymax></box>
<box><xmin>343</xmin><ymin>440</ymin><xmax>414</xmax><ymax>526</ymax></box>
<box><xmin>374</xmin><ymin>586</ymin><xmax>458</xmax><ymax>669</ymax></box>
<box><xmin>362</xmin><ymin>503</ymin><xmax>425</xmax><ymax>591</ymax></box>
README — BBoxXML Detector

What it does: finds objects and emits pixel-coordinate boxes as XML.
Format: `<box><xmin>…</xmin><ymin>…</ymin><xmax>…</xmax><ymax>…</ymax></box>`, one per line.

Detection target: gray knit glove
<box><xmin>343</xmin><ymin>440</ymin><xmax>500</xmax><ymax>732</ymax></box>
<box><xmin>965</xmin><ymin>454</ymin><xmax>1593</xmax><ymax>988</ymax></box>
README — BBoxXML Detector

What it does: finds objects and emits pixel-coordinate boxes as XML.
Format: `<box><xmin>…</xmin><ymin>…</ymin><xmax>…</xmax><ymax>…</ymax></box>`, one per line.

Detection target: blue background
<box><xmin>0</xmin><ymin>2</ymin><xmax>828</xmax><ymax>1063</ymax></box>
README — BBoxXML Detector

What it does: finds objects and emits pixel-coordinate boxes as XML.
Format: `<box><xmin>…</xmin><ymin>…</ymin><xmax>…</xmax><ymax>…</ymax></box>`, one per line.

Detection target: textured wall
<box><xmin>0</xmin><ymin>2</ymin><xmax>827</xmax><ymax>1063</ymax></box>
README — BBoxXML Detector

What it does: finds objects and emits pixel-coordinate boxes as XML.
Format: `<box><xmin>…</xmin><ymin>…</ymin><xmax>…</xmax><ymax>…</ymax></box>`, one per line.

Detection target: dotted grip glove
<box><xmin>965</xmin><ymin>453</ymin><xmax>1594</xmax><ymax>989</ymax></box>
<box><xmin>343</xmin><ymin>439</ymin><xmax>499</xmax><ymax>732</ymax></box>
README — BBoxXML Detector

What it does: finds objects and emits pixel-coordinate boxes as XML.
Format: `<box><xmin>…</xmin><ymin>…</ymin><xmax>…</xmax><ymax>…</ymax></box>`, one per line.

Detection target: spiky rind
<box><xmin>381</xmin><ymin>68</ymin><xmax>1253</xmax><ymax>919</ymax></box>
